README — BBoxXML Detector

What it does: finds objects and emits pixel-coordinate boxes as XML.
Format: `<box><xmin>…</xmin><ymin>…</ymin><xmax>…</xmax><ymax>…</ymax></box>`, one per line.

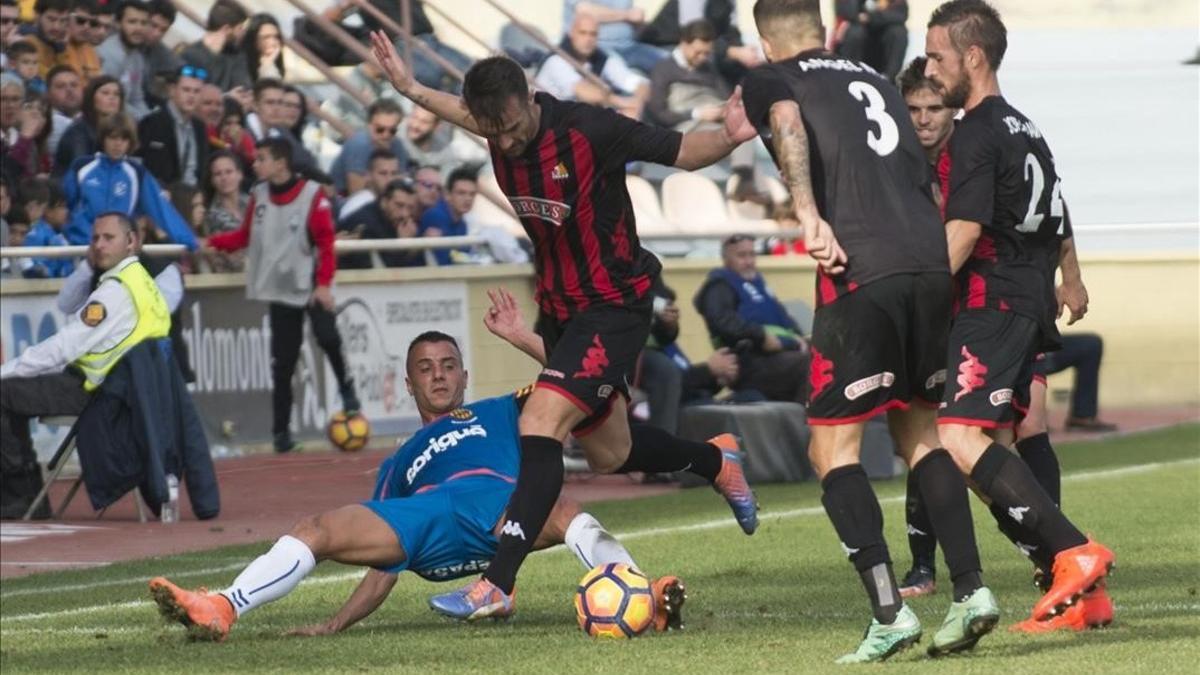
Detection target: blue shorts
<box><xmin>362</xmin><ymin>476</ymin><xmax>514</xmax><ymax>581</ymax></box>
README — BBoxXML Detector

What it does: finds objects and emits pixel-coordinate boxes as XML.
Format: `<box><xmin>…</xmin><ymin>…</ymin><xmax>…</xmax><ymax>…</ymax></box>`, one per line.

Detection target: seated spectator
<box><xmin>168</xmin><ymin>182</ymin><xmax>205</xmax><ymax>235</ymax></box>
<box><xmin>7</xmin><ymin>40</ymin><xmax>45</xmax><ymax>95</ymax></box>
<box><xmin>62</xmin><ymin>0</ymin><xmax>102</xmax><ymax>81</ymax></box>
<box><xmin>217</xmin><ymin>97</ymin><xmax>255</xmax><ymax>179</ymax></box>
<box><xmin>399</xmin><ymin>105</ymin><xmax>488</xmax><ymax>175</ymax></box>
<box><xmin>17</xmin><ymin>0</ymin><xmax>70</xmax><ymax>79</ymax></box>
<box><xmin>640</xmin><ymin>280</ymin><xmax>741</xmax><ymax>434</ymax></box>
<box><xmin>196</xmin><ymin>83</ymin><xmax>223</xmax><ymax>148</ymax></box>
<box><xmin>338</xmin><ymin>178</ymin><xmax>425</xmax><ymax>269</ymax></box>
<box><xmin>1</xmin><ymin>75</ymin><xmax>51</xmax><ymax>180</ymax></box>
<box><xmin>8</xmin><ymin>177</ymin><xmax>47</xmax><ymax>276</ymax></box>
<box><xmin>245</xmin><ymin>78</ymin><xmax>322</xmax><ymax>180</ymax></box>
<box><xmin>54</xmin><ymin>74</ymin><xmax>123</xmax><ymax>175</ymax></box>
<box><xmin>136</xmin><ymin>64</ymin><xmax>208</xmax><ymax>188</ymax></box>
<box><xmin>0</xmin><ymin>2</ymin><xmax>19</xmax><ymax>70</ymax></box>
<box><xmin>199</xmin><ymin>149</ymin><xmax>247</xmax><ymax>272</ymax></box>
<box><xmin>62</xmin><ymin>112</ymin><xmax>196</xmax><ymax>248</ymax></box>
<box><xmin>355</xmin><ymin>0</ymin><xmax>472</xmax><ymax>93</ymax></box>
<box><xmin>834</xmin><ymin>0</ymin><xmax>908</xmax><ymax>81</ymax></box>
<box><xmin>178</xmin><ymin>0</ymin><xmax>250</xmax><ymax>92</ymax></box>
<box><xmin>329</xmin><ymin>99</ymin><xmax>408</xmax><ymax>195</ymax></box>
<box><xmin>97</xmin><ymin>0</ymin><xmax>151</xmax><ymax>120</ymax></box>
<box><xmin>536</xmin><ymin>12</ymin><xmax>650</xmax><ymax>118</ymax></box>
<box><xmin>328</xmin><ymin>59</ymin><xmax>409</xmax><ymax>130</ymax></box>
<box><xmin>565</xmin><ymin>0</ymin><xmax>666</xmax><ymax>75</ymax></box>
<box><xmin>241</xmin><ymin>13</ymin><xmax>283</xmax><ymax>83</ymax></box>
<box><xmin>647</xmin><ymin>20</ymin><xmax>726</xmax><ymax>130</ymax></box>
<box><xmin>94</xmin><ymin>0</ymin><xmax>117</xmax><ymax>43</ymax></box>
<box><xmin>419</xmin><ymin>167</ymin><xmax>476</xmax><ymax>265</ymax></box>
<box><xmin>43</xmin><ymin>64</ymin><xmax>80</xmax><ymax>156</ymax></box>
<box><xmin>1042</xmin><ymin>335</ymin><xmax>1118</xmax><ymax>432</ymax></box>
<box><xmin>0</xmin><ymin>212</ymin><xmax>172</xmax><ymax>519</ymax></box>
<box><xmin>280</xmin><ymin>85</ymin><xmax>311</xmax><ymax>150</ymax></box>
<box><xmin>338</xmin><ymin>148</ymin><xmax>401</xmax><ymax>221</ymax></box>
<box><xmin>694</xmin><ymin>234</ymin><xmax>809</xmax><ymax>404</ymax></box>
<box><xmin>0</xmin><ymin>175</ymin><xmax>11</xmax><ymax>276</ymax></box>
<box><xmin>21</xmin><ymin>180</ymin><xmax>73</xmax><ymax>277</ymax></box>
<box><xmin>639</xmin><ymin>0</ymin><xmax>764</xmax><ymax>87</ymax></box>
<box><xmin>142</xmin><ymin>0</ymin><xmax>181</xmax><ymax>105</ymax></box>
<box><xmin>412</xmin><ymin>164</ymin><xmax>441</xmax><ymax>221</ymax></box>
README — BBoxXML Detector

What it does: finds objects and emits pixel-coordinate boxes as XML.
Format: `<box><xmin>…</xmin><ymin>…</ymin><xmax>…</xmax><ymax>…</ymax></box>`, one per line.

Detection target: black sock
<box><xmin>1016</xmin><ymin>433</ymin><xmax>1061</xmax><ymax>506</ymax></box>
<box><xmin>617</xmin><ymin>424</ymin><xmax>723</xmax><ymax>483</ymax></box>
<box><xmin>483</xmin><ymin>435</ymin><xmax>564</xmax><ymax>595</ymax></box>
<box><xmin>820</xmin><ymin>464</ymin><xmax>900</xmax><ymax>624</ymax></box>
<box><xmin>913</xmin><ymin>450</ymin><xmax>983</xmax><ymax>600</ymax></box>
<box><xmin>904</xmin><ymin>469</ymin><xmax>937</xmax><ymax>572</ymax></box>
<box><xmin>988</xmin><ymin>502</ymin><xmax>1055</xmax><ymax>573</ymax></box>
<box><xmin>971</xmin><ymin>444</ymin><xmax>1087</xmax><ymax>556</ymax></box>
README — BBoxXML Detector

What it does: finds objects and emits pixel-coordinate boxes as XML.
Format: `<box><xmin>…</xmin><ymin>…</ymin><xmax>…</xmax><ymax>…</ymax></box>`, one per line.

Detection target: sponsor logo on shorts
<box><xmin>405</xmin><ymin>425</ymin><xmax>488</xmax><ymax>485</ymax></box>
<box><xmin>573</xmin><ymin>334</ymin><xmax>609</xmax><ymax>379</ymax></box>
<box><xmin>448</xmin><ymin>408</ymin><xmax>477</xmax><ymax>424</ymax></box>
<box><xmin>501</xmin><ymin>520</ymin><xmax>527</xmax><ymax>540</ymax></box>
<box><xmin>989</xmin><ymin>388</ymin><xmax>1013</xmax><ymax>406</ymax></box>
<box><xmin>954</xmin><ymin>346</ymin><xmax>988</xmax><ymax>402</ymax></box>
<box><xmin>597</xmin><ymin>384</ymin><xmax>613</xmax><ymax>399</ymax></box>
<box><xmin>844</xmin><ymin>372</ymin><xmax>895</xmax><ymax>401</ymax></box>
<box><xmin>415</xmin><ymin>558</ymin><xmax>491</xmax><ymax>582</ymax></box>
<box><xmin>541</xmin><ymin>368</ymin><xmax>565</xmax><ymax>379</ymax></box>
<box><xmin>509</xmin><ymin>196</ymin><xmax>572</xmax><ymax>226</ymax></box>
<box><xmin>809</xmin><ymin>346</ymin><xmax>835</xmax><ymax>400</ymax></box>
<box><xmin>925</xmin><ymin>369</ymin><xmax>947</xmax><ymax>391</ymax></box>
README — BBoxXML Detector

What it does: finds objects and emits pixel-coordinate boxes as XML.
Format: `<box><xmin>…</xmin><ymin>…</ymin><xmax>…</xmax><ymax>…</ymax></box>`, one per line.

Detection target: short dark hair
<box><xmin>928</xmin><ymin>0</ymin><xmax>1007</xmax><ymax>70</ymax></box>
<box><xmin>462</xmin><ymin>56</ymin><xmax>529</xmax><ymax>127</ymax></box>
<box><xmin>147</xmin><ymin>0</ymin><xmax>175</xmax><ymax>22</ymax></box>
<box><xmin>680</xmin><ymin>19</ymin><xmax>716</xmax><ymax>43</ymax></box>
<box><xmin>253</xmin><ymin>77</ymin><xmax>285</xmax><ymax>100</ymax></box>
<box><xmin>72</xmin><ymin>0</ymin><xmax>100</xmax><ymax>15</ymax></box>
<box><xmin>406</xmin><ymin>330</ymin><xmax>460</xmax><ymax>361</ymax></box>
<box><xmin>34</xmin><ymin>0</ymin><xmax>70</xmax><ymax>14</ymax></box>
<box><xmin>897</xmin><ymin>57</ymin><xmax>937</xmax><ymax>97</ymax></box>
<box><xmin>6</xmin><ymin>40</ymin><xmax>37</xmax><ymax>60</ymax></box>
<box><xmin>367</xmin><ymin>148</ymin><xmax>399</xmax><ymax>169</ymax></box>
<box><xmin>752</xmin><ymin>0</ymin><xmax>822</xmax><ymax>41</ymax></box>
<box><xmin>45</xmin><ymin>65</ymin><xmax>79</xmax><ymax>89</ymax></box>
<box><xmin>382</xmin><ymin>178</ymin><xmax>414</xmax><ymax>200</ymax></box>
<box><xmin>18</xmin><ymin>176</ymin><xmax>50</xmax><ymax>206</ymax></box>
<box><xmin>445</xmin><ymin>166</ymin><xmax>477</xmax><ymax>192</ymax></box>
<box><xmin>116</xmin><ymin>0</ymin><xmax>149</xmax><ymax>21</ymax></box>
<box><xmin>366</xmin><ymin>98</ymin><xmax>404</xmax><ymax>120</ymax></box>
<box><xmin>256</xmin><ymin>136</ymin><xmax>293</xmax><ymax>169</ymax></box>
<box><xmin>94</xmin><ymin>210</ymin><xmax>137</xmax><ymax>234</ymax></box>
<box><xmin>44</xmin><ymin>182</ymin><xmax>66</xmax><ymax>208</ymax></box>
<box><xmin>206</xmin><ymin>0</ymin><xmax>247</xmax><ymax>31</ymax></box>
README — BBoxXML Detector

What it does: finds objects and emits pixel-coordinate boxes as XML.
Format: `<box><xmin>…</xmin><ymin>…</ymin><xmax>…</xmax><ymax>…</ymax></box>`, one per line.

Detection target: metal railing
<box><xmin>0</xmin><ymin>236</ymin><xmax>490</xmax><ymax>259</ymax></box>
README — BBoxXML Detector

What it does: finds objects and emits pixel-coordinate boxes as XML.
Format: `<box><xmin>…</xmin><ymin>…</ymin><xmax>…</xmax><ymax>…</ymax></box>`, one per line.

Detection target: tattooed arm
<box><xmin>768</xmin><ymin>100</ymin><xmax>847</xmax><ymax>274</ymax></box>
<box><xmin>369</xmin><ymin>31</ymin><xmax>482</xmax><ymax>136</ymax></box>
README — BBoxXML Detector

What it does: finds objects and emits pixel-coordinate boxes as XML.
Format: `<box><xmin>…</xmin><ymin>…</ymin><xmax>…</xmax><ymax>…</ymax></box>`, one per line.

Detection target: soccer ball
<box><xmin>574</xmin><ymin>563</ymin><xmax>654</xmax><ymax>639</ymax></box>
<box><xmin>327</xmin><ymin>411</ymin><xmax>370</xmax><ymax>452</ymax></box>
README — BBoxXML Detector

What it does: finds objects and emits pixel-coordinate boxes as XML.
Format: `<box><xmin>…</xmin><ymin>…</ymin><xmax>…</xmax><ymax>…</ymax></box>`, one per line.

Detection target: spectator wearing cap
<box><xmin>62</xmin><ymin>0</ymin><xmax>101</xmax><ymax>80</ymax></box>
<box><xmin>536</xmin><ymin>12</ymin><xmax>650</xmax><ymax>119</ymax></box>
<box><xmin>44</xmin><ymin>64</ymin><xmax>80</xmax><ymax>156</ymax></box>
<box><xmin>418</xmin><ymin>167</ymin><xmax>477</xmax><ymax>266</ymax></box>
<box><xmin>17</xmin><ymin>0</ymin><xmax>70</xmax><ymax>78</ymax></box>
<box><xmin>136</xmin><ymin>64</ymin><xmax>209</xmax><ymax>187</ymax></box>
<box><xmin>178</xmin><ymin>0</ymin><xmax>249</xmax><ymax>92</ymax></box>
<box><xmin>329</xmin><ymin>99</ymin><xmax>409</xmax><ymax>196</ymax></box>
<box><xmin>143</xmin><ymin>0</ymin><xmax>182</xmax><ymax>105</ymax></box>
<box><xmin>398</xmin><ymin>105</ymin><xmax>488</xmax><ymax>176</ymax></box>
<box><xmin>96</xmin><ymin>0</ymin><xmax>151</xmax><ymax>119</ymax></box>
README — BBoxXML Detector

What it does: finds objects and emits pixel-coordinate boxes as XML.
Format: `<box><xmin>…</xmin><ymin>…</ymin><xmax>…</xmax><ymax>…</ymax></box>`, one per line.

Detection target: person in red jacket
<box><xmin>205</xmin><ymin>137</ymin><xmax>360</xmax><ymax>452</ymax></box>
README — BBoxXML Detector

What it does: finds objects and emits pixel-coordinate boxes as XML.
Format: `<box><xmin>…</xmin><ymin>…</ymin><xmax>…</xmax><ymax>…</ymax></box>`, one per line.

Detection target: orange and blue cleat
<box><xmin>429</xmin><ymin>577</ymin><xmax>515</xmax><ymax>621</ymax></box>
<box><xmin>651</xmin><ymin>576</ymin><xmax>687</xmax><ymax>631</ymax></box>
<box><xmin>1032</xmin><ymin>538</ymin><xmax>1115</xmax><ymax>620</ymax></box>
<box><xmin>709</xmin><ymin>434</ymin><xmax>759</xmax><ymax>535</ymax></box>
<box><xmin>149</xmin><ymin>576</ymin><xmax>237</xmax><ymax>642</ymax></box>
<box><xmin>1011</xmin><ymin>581</ymin><xmax>1114</xmax><ymax>634</ymax></box>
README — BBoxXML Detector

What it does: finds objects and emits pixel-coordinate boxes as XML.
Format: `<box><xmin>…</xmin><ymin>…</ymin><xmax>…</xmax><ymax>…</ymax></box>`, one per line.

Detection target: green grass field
<box><xmin>3</xmin><ymin>425</ymin><xmax>1198</xmax><ymax>673</ymax></box>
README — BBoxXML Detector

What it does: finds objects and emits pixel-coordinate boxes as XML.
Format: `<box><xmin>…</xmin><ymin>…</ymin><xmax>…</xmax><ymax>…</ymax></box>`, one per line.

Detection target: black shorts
<box><xmin>807</xmin><ymin>272</ymin><xmax>952</xmax><ymax>425</ymax></box>
<box><xmin>938</xmin><ymin>310</ymin><xmax>1040</xmax><ymax>429</ymax></box>
<box><xmin>535</xmin><ymin>303</ymin><xmax>651</xmax><ymax>434</ymax></box>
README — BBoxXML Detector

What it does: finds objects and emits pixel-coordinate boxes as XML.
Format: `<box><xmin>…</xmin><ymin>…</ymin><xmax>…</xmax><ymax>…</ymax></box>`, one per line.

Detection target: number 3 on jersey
<box><xmin>847</xmin><ymin>81</ymin><xmax>899</xmax><ymax>157</ymax></box>
<box><xmin>1018</xmin><ymin>152</ymin><xmax>1064</xmax><ymax>233</ymax></box>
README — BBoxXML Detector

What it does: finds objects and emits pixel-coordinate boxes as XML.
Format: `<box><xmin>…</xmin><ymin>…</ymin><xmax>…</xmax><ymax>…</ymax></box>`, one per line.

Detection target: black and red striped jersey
<box><xmin>740</xmin><ymin>49</ymin><xmax>948</xmax><ymax>308</ymax></box>
<box><xmin>490</xmin><ymin>93</ymin><xmax>682</xmax><ymax>320</ymax></box>
<box><xmin>944</xmin><ymin>95</ymin><xmax>1072</xmax><ymax>349</ymax></box>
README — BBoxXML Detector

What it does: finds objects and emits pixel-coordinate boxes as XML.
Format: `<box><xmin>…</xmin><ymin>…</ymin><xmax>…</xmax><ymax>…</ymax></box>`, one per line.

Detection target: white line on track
<box><xmin>3</xmin><ymin>456</ymin><xmax>1196</xmax><ymax>623</ymax></box>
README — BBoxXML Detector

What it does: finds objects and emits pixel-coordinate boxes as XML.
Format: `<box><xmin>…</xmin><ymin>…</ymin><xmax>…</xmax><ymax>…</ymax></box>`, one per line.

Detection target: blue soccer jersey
<box><xmin>372</xmin><ymin>394</ymin><xmax>521</xmax><ymax>500</ymax></box>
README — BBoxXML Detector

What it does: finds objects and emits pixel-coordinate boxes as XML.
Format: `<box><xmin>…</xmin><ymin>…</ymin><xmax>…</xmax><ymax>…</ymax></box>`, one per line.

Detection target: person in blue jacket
<box><xmin>62</xmin><ymin>112</ymin><xmax>197</xmax><ymax>250</ymax></box>
<box><xmin>22</xmin><ymin>181</ymin><xmax>75</xmax><ymax>278</ymax></box>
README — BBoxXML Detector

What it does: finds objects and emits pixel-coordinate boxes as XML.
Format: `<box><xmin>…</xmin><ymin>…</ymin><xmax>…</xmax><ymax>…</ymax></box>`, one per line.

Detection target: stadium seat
<box><xmin>626</xmin><ymin>175</ymin><xmax>679</xmax><ymax>236</ymax></box>
<box><xmin>661</xmin><ymin>172</ymin><xmax>730</xmax><ymax>233</ymax></box>
<box><xmin>473</xmin><ymin>172</ymin><xmax>526</xmax><ymax>239</ymax></box>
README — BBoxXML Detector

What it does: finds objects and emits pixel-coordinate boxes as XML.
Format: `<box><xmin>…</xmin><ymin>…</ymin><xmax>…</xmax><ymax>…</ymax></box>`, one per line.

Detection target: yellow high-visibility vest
<box><xmin>74</xmin><ymin>261</ymin><xmax>171</xmax><ymax>391</ymax></box>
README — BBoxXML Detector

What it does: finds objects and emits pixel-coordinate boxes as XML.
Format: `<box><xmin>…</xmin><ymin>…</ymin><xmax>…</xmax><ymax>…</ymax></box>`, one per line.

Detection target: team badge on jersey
<box><xmin>81</xmin><ymin>301</ymin><xmax>107</xmax><ymax>327</ymax></box>
<box><xmin>551</xmin><ymin>162</ymin><xmax>570</xmax><ymax>181</ymax></box>
<box><xmin>448</xmin><ymin>408</ymin><xmax>477</xmax><ymax>423</ymax></box>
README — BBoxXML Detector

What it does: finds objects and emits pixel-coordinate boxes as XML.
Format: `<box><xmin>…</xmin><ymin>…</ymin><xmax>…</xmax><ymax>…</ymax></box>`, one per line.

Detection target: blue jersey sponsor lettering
<box><xmin>372</xmin><ymin>394</ymin><xmax>520</xmax><ymax>499</ymax></box>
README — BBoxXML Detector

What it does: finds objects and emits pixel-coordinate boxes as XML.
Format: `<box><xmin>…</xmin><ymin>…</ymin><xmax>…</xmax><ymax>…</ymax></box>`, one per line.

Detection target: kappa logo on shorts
<box><xmin>501</xmin><ymin>520</ymin><xmax>527</xmax><ymax>540</ymax></box>
<box><xmin>954</xmin><ymin>346</ymin><xmax>988</xmax><ymax>402</ymax></box>
<box><xmin>844</xmin><ymin>372</ymin><xmax>895</xmax><ymax>401</ymax></box>
<box><xmin>925</xmin><ymin>369</ymin><xmax>947</xmax><ymax>391</ymax></box>
<box><xmin>809</xmin><ymin>347</ymin><xmax>834</xmax><ymax>399</ymax></box>
<box><xmin>989</xmin><ymin>388</ymin><xmax>1014</xmax><ymax>407</ymax></box>
<box><xmin>448</xmin><ymin>408</ymin><xmax>478</xmax><ymax>424</ymax></box>
<box><xmin>573</xmin><ymin>334</ymin><xmax>609</xmax><ymax>379</ymax></box>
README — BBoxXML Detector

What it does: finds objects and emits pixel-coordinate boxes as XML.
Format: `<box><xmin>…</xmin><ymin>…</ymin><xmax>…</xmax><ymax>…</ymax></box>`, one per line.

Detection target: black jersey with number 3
<box><xmin>741</xmin><ymin>49</ymin><xmax>948</xmax><ymax>306</ymax></box>
<box><xmin>944</xmin><ymin>95</ymin><xmax>1070</xmax><ymax>349</ymax></box>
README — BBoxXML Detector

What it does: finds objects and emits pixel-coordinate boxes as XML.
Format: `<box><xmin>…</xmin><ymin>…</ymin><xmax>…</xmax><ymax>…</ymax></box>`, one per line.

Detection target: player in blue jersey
<box><xmin>149</xmin><ymin>331</ymin><xmax>684</xmax><ymax>642</ymax></box>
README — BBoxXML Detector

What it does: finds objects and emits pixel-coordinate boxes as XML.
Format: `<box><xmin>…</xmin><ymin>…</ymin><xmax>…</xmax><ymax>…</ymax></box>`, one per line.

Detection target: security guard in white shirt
<box><xmin>0</xmin><ymin>212</ymin><xmax>170</xmax><ymax>519</ymax></box>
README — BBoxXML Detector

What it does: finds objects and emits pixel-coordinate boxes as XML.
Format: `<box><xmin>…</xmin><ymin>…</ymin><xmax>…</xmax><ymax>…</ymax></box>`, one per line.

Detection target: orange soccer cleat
<box><xmin>1032</xmin><ymin>538</ymin><xmax>1114</xmax><ymax>620</ymax></box>
<box><xmin>709</xmin><ymin>434</ymin><xmax>759</xmax><ymax>535</ymax></box>
<box><xmin>1011</xmin><ymin>582</ymin><xmax>1114</xmax><ymax>634</ymax></box>
<box><xmin>651</xmin><ymin>575</ymin><xmax>687</xmax><ymax>632</ymax></box>
<box><xmin>149</xmin><ymin>576</ymin><xmax>237</xmax><ymax>642</ymax></box>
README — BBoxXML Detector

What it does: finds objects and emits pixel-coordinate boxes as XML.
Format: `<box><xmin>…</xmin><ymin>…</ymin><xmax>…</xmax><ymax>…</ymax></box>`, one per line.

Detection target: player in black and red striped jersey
<box><xmin>368</xmin><ymin>32</ymin><xmax>762</xmax><ymax>621</ymax></box>
<box><xmin>741</xmin><ymin>0</ymin><xmax>994</xmax><ymax>662</ymax></box>
<box><xmin>925</xmin><ymin>0</ymin><xmax>1114</xmax><ymax>634</ymax></box>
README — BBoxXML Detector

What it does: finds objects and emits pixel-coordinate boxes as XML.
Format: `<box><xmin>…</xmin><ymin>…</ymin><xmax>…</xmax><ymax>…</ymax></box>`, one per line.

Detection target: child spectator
<box><xmin>22</xmin><ymin>180</ymin><xmax>73</xmax><ymax>277</ymax></box>
<box><xmin>6</xmin><ymin>40</ymin><xmax>45</xmax><ymax>95</ymax></box>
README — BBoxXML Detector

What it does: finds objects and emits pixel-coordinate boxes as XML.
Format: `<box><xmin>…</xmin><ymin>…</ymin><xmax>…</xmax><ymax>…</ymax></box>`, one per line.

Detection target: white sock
<box><xmin>221</xmin><ymin>535</ymin><xmax>317</xmax><ymax>617</ymax></box>
<box><xmin>564</xmin><ymin>513</ymin><xmax>636</xmax><ymax>570</ymax></box>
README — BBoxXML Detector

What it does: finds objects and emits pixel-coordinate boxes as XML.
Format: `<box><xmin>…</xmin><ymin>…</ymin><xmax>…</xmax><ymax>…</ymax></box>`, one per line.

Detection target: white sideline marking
<box><xmin>3</xmin><ymin>456</ymin><xmax>1196</xmax><ymax>624</ymax></box>
<box><xmin>0</xmin><ymin>563</ymin><xmax>249</xmax><ymax>598</ymax></box>
<box><xmin>0</xmin><ymin>524</ymin><xmax>106</xmax><ymax>544</ymax></box>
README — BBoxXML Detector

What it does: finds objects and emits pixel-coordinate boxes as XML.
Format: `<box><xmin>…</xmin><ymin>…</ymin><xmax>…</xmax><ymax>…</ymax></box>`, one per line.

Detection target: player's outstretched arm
<box><xmin>484</xmin><ymin>287</ymin><xmax>548</xmax><ymax>365</ymax></box>
<box><xmin>369</xmin><ymin>31</ymin><xmax>482</xmax><ymax>136</ymax></box>
<box><xmin>945</xmin><ymin>218</ymin><xmax>982</xmax><ymax>274</ymax></box>
<box><xmin>286</xmin><ymin>569</ymin><xmax>398</xmax><ymax>637</ymax></box>
<box><xmin>768</xmin><ymin>100</ymin><xmax>846</xmax><ymax>274</ymax></box>
<box><xmin>674</xmin><ymin>86</ymin><xmax>758</xmax><ymax>170</ymax></box>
